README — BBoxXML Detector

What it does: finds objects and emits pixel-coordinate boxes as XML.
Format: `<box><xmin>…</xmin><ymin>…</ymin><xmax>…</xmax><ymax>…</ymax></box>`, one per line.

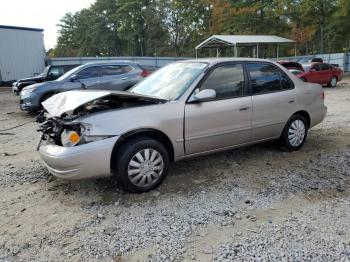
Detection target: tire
<box><xmin>327</xmin><ymin>76</ymin><xmax>337</xmax><ymax>88</ymax></box>
<box><xmin>112</xmin><ymin>137</ymin><xmax>170</xmax><ymax>193</ymax></box>
<box><xmin>280</xmin><ymin>114</ymin><xmax>308</xmax><ymax>151</ymax></box>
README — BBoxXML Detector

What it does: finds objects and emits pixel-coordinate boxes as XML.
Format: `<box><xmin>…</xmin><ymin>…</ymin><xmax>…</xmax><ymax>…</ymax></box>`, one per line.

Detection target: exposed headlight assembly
<box><xmin>60</xmin><ymin>122</ymin><xmax>113</xmax><ymax>147</ymax></box>
<box><xmin>61</xmin><ymin>130</ymin><xmax>81</xmax><ymax>147</ymax></box>
<box><xmin>39</xmin><ymin>119</ymin><xmax>114</xmax><ymax>148</ymax></box>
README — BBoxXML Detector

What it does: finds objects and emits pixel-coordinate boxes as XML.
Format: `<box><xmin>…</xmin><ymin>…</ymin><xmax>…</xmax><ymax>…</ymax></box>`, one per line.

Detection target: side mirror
<box><xmin>69</xmin><ymin>75</ymin><xmax>78</xmax><ymax>82</ymax></box>
<box><xmin>189</xmin><ymin>89</ymin><xmax>216</xmax><ymax>103</ymax></box>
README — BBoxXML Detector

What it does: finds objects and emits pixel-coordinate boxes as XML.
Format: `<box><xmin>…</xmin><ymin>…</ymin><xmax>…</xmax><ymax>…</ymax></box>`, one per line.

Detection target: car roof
<box><xmin>82</xmin><ymin>60</ymin><xmax>137</xmax><ymax>66</ymax></box>
<box><xmin>182</xmin><ymin>57</ymin><xmax>275</xmax><ymax>65</ymax></box>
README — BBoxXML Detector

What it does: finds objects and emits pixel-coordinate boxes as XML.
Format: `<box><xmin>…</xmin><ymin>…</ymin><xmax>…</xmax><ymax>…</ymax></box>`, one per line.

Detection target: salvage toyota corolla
<box><xmin>38</xmin><ymin>58</ymin><xmax>327</xmax><ymax>192</ymax></box>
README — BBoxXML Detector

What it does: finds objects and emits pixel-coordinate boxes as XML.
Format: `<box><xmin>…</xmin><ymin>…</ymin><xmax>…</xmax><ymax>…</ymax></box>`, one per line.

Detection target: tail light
<box><xmin>321</xmin><ymin>91</ymin><xmax>325</xmax><ymax>100</ymax></box>
<box><xmin>140</xmin><ymin>69</ymin><xmax>150</xmax><ymax>78</ymax></box>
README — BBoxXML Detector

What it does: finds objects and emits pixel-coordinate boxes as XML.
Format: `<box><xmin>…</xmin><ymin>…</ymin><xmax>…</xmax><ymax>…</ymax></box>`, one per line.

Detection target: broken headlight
<box><xmin>39</xmin><ymin>119</ymin><xmax>113</xmax><ymax>147</ymax></box>
<box><xmin>61</xmin><ymin>130</ymin><xmax>81</xmax><ymax>147</ymax></box>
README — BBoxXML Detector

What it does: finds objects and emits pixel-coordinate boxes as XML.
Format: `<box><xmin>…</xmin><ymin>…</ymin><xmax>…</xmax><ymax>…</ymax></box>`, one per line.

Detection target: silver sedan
<box><xmin>38</xmin><ymin>58</ymin><xmax>327</xmax><ymax>192</ymax></box>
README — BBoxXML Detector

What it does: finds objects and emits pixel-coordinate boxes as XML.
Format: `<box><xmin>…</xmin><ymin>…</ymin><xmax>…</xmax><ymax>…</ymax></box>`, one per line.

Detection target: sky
<box><xmin>0</xmin><ymin>0</ymin><xmax>96</xmax><ymax>49</ymax></box>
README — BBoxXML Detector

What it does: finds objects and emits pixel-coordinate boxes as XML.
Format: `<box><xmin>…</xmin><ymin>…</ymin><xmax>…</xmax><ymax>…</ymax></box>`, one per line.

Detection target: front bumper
<box><xmin>19</xmin><ymin>90</ymin><xmax>38</xmax><ymax>111</ymax></box>
<box><xmin>20</xmin><ymin>99</ymin><xmax>39</xmax><ymax>111</ymax></box>
<box><xmin>38</xmin><ymin>136</ymin><xmax>119</xmax><ymax>180</ymax></box>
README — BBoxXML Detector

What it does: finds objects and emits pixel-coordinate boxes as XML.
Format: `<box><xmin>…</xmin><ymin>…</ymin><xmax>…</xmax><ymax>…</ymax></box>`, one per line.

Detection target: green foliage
<box><xmin>54</xmin><ymin>0</ymin><xmax>349</xmax><ymax>57</ymax></box>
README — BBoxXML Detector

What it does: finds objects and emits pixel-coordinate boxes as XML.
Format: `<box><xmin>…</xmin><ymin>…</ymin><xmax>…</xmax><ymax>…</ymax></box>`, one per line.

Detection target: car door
<box><xmin>99</xmin><ymin>65</ymin><xmax>133</xmax><ymax>91</ymax></box>
<box><xmin>61</xmin><ymin>66</ymin><xmax>101</xmax><ymax>90</ymax></box>
<box><xmin>307</xmin><ymin>64</ymin><xmax>322</xmax><ymax>84</ymax></box>
<box><xmin>247</xmin><ymin>62</ymin><xmax>296</xmax><ymax>141</ymax></box>
<box><xmin>320</xmin><ymin>63</ymin><xmax>331</xmax><ymax>84</ymax></box>
<box><xmin>184</xmin><ymin>63</ymin><xmax>252</xmax><ymax>155</ymax></box>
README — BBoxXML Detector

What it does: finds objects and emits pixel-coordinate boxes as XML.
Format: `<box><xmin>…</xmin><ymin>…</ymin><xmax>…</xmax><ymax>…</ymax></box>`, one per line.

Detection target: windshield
<box><xmin>56</xmin><ymin>64</ymin><xmax>85</xmax><ymax>81</ymax></box>
<box><xmin>130</xmin><ymin>62</ymin><xmax>208</xmax><ymax>100</ymax></box>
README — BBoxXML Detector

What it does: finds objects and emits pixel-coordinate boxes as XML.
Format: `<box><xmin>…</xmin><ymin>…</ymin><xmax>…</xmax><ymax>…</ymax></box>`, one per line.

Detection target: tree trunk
<box><xmin>320</xmin><ymin>25</ymin><xmax>324</xmax><ymax>54</ymax></box>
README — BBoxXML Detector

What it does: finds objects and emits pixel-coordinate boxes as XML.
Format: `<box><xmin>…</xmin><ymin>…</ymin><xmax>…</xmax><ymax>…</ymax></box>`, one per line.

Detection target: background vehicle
<box><xmin>297</xmin><ymin>57</ymin><xmax>324</xmax><ymax>64</ymax></box>
<box><xmin>297</xmin><ymin>62</ymin><xmax>343</xmax><ymax>87</ymax></box>
<box><xmin>12</xmin><ymin>64</ymin><xmax>79</xmax><ymax>94</ymax></box>
<box><xmin>38</xmin><ymin>58</ymin><xmax>327</xmax><ymax>193</ymax></box>
<box><xmin>278</xmin><ymin>61</ymin><xmax>304</xmax><ymax>75</ymax></box>
<box><xmin>20</xmin><ymin>61</ymin><xmax>149</xmax><ymax>112</ymax></box>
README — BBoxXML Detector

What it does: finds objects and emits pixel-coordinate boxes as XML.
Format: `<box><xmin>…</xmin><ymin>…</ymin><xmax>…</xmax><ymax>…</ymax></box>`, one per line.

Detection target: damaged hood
<box><xmin>42</xmin><ymin>90</ymin><xmax>167</xmax><ymax>117</ymax></box>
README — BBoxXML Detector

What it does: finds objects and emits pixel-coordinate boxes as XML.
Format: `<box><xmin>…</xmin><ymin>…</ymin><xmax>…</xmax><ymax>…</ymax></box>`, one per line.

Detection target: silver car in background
<box><xmin>38</xmin><ymin>58</ymin><xmax>327</xmax><ymax>192</ymax></box>
<box><xmin>20</xmin><ymin>61</ymin><xmax>149</xmax><ymax>112</ymax></box>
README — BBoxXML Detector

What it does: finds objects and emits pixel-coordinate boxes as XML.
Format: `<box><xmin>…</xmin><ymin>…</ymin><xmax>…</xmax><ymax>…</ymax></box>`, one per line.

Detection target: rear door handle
<box><xmin>121</xmin><ymin>77</ymin><xmax>128</xmax><ymax>80</ymax></box>
<box><xmin>288</xmin><ymin>99</ymin><xmax>295</xmax><ymax>103</ymax></box>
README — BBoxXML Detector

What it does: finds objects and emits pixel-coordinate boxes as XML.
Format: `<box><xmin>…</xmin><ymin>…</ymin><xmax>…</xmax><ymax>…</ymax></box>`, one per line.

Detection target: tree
<box><xmin>160</xmin><ymin>0</ymin><xmax>210</xmax><ymax>56</ymax></box>
<box><xmin>53</xmin><ymin>0</ymin><xmax>349</xmax><ymax>57</ymax></box>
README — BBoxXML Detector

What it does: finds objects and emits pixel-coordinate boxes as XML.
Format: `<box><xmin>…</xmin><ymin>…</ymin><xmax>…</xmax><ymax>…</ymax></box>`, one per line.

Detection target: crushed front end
<box><xmin>37</xmin><ymin>117</ymin><xmax>118</xmax><ymax>180</ymax></box>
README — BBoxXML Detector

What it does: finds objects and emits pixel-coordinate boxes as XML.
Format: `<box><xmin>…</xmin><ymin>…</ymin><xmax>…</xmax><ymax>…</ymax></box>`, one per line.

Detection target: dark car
<box><xmin>20</xmin><ymin>61</ymin><xmax>150</xmax><ymax>112</ymax></box>
<box><xmin>12</xmin><ymin>64</ymin><xmax>79</xmax><ymax>94</ymax></box>
<box><xmin>297</xmin><ymin>62</ymin><xmax>343</xmax><ymax>87</ymax></box>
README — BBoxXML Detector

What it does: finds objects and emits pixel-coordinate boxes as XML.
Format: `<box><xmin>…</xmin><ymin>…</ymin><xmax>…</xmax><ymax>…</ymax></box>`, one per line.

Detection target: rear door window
<box><xmin>247</xmin><ymin>63</ymin><xmax>293</xmax><ymax>95</ymax></box>
<box><xmin>100</xmin><ymin>65</ymin><xmax>133</xmax><ymax>76</ymax></box>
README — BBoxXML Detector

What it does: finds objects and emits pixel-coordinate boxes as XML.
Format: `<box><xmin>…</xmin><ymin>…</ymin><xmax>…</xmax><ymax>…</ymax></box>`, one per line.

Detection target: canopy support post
<box><xmin>216</xmin><ymin>47</ymin><xmax>219</xmax><ymax>57</ymax></box>
<box><xmin>195</xmin><ymin>48</ymin><xmax>198</xmax><ymax>58</ymax></box>
<box><xmin>276</xmin><ymin>44</ymin><xmax>279</xmax><ymax>59</ymax></box>
<box><xmin>256</xmin><ymin>43</ymin><xmax>259</xmax><ymax>58</ymax></box>
<box><xmin>234</xmin><ymin>44</ymin><xmax>238</xmax><ymax>57</ymax></box>
<box><xmin>294</xmin><ymin>43</ymin><xmax>297</xmax><ymax>57</ymax></box>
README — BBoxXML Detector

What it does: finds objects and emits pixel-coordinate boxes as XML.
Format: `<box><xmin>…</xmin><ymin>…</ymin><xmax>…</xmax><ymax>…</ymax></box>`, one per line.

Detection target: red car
<box><xmin>297</xmin><ymin>62</ymin><xmax>343</xmax><ymax>87</ymax></box>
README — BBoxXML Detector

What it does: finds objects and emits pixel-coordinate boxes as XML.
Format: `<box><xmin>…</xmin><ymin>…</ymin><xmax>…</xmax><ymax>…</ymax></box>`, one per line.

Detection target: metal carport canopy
<box><xmin>195</xmin><ymin>35</ymin><xmax>295</xmax><ymax>58</ymax></box>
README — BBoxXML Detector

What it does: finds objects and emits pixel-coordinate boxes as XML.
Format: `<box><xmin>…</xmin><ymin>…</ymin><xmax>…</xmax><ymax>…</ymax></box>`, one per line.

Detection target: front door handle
<box><xmin>239</xmin><ymin>106</ymin><xmax>250</xmax><ymax>111</ymax></box>
<box><xmin>121</xmin><ymin>77</ymin><xmax>128</xmax><ymax>80</ymax></box>
<box><xmin>288</xmin><ymin>99</ymin><xmax>295</xmax><ymax>103</ymax></box>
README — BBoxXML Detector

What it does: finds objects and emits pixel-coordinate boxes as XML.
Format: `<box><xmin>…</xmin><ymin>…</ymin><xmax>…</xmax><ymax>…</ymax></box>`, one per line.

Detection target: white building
<box><xmin>0</xmin><ymin>25</ymin><xmax>46</xmax><ymax>83</ymax></box>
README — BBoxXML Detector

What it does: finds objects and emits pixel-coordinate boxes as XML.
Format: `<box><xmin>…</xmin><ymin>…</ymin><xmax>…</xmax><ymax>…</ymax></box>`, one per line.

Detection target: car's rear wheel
<box><xmin>112</xmin><ymin>137</ymin><xmax>169</xmax><ymax>193</ymax></box>
<box><xmin>281</xmin><ymin>114</ymin><xmax>308</xmax><ymax>151</ymax></box>
<box><xmin>328</xmin><ymin>76</ymin><xmax>337</xmax><ymax>88</ymax></box>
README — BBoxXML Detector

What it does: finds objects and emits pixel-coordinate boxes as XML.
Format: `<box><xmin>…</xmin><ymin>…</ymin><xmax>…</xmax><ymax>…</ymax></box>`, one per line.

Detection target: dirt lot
<box><xmin>1</xmin><ymin>79</ymin><xmax>350</xmax><ymax>262</ymax></box>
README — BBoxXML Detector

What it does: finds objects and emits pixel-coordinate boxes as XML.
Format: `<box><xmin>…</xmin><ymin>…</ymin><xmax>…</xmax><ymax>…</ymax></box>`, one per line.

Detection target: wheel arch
<box><xmin>291</xmin><ymin>110</ymin><xmax>311</xmax><ymax>129</ymax></box>
<box><xmin>39</xmin><ymin>91</ymin><xmax>57</xmax><ymax>103</ymax></box>
<box><xmin>110</xmin><ymin>128</ymin><xmax>175</xmax><ymax>171</ymax></box>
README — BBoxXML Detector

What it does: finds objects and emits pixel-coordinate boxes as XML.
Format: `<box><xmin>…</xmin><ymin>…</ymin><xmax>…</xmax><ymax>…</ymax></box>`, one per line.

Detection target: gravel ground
<box><xmin>0</xmin><ymin>79</ymin><xmax>350</xmax><ymax>262</ymax></box>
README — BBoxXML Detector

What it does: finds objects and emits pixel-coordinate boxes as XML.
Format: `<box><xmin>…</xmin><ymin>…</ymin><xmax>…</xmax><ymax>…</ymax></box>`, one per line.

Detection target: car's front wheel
<box><xmin>281</xmin><ymin>114</ymin><xmax>308</xmax><ymax>151</ymax></box>
<box><xmin>113</xmin><ymin>137</ymin><xmax>169</xmax><ymax>192</ymax></box>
